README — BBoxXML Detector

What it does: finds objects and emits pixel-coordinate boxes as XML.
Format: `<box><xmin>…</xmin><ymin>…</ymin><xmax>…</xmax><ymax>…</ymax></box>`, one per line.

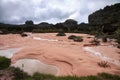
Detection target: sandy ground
<box><xmin>0</xmin><ymin>33</ymin><xmax>120</xmax><ymax>76</ymax></box>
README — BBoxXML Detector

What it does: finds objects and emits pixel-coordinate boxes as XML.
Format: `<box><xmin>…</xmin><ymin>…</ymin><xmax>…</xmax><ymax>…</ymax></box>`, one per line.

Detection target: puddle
<box><xmin>11</xmin><ymin>59</ymin><xmax>59</xmax><ymax>75</ymax></box>
<box><xmin>33</xmin><ymin>37</ymin><xmax>58</xmax><ymax>42</ymax></box>
<box><xmin>0</xmin><ymin>48</ymin><xmax>22</xmax><ymax>58</ymax></box>
<box><xmin>84</xmin><ymin>47</ymin><xmax>120</xmax><ymax>66</ymax></box>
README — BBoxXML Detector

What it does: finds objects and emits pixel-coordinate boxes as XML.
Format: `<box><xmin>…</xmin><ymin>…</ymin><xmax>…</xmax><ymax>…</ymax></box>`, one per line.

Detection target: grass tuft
<box><xmin>97</xmin><ymin>61</ymin><xmax>110</xmax><ymax>68</ymax></box>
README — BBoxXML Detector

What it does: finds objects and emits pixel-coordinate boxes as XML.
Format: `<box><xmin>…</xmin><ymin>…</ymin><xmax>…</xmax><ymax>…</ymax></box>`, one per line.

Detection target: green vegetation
<box><xmin>73</xmin><ymin>36</ymin><xmax>83</xmax><ymax>42</ymax></box>
<box><xmin>20</xmin><ymin>33</ymin><xmax>28</xmax><ymax>37</ymax></box>
<box><xmin>90</xmin><ymin>39</ymin><xmax>100</xmax><ymax>45</ymax></box>
<box><xmin>0</xmin><ymin>66</ymin><xmax>120</xmax><ymax>80</ymax></box>
<box><xmin>32</xmin><ymin>73</ymin><xmax>55</xmax><ymax>80</ymax></box>
<box><xmin>89</xmin><ymin>3</ymin><xmax>120</xmax><ymax>34</ymax></box>
<box><xmin>89</xmin><ymin>31</ymin><xmax>99</xmax><ymax>35</ymax></box>
<box><xmin>89</xmin><ymin>3</ymin><xmax>120</xmax><ymax>25</ymax></box>
<box><xmin>97</xmin><ymin>61</ymin><xmax>110</xmax><ymax>68</ymax></box>
<box><xmin>98</xmin><ymin>73</ymin><xmax>120</xmax><ymax>80</ymax></box>
<box><xmin>102</xmin><ymin>35</ymin><xmax>107</xmax><ymax>42</ymax></box>
<box><xmin>0</xmin><ymin>56</ymin><xmax>11</xmax><ymax>70</ymax></box>
<box><xmin>8</xmin><ymin>67</ymin><xmax>30</xmax><ymax>80</ymax></box>
<box><xmin>56</xmin><ymin>32</ymin><xmax>66</xmax><ymax>36</ymax></box>
<box><xmin>25</xmin><ymin>20</ymin><xmax>34</xmax><ymax>25</ymax></box>
<box><xmin>68</xmin><ymin>35</ymin><xmax>76</xmax><ymax>39</ymax></box>
<box><xmin>115</xmin><ymin>28</ymin><xmax>120</xmax><ymax>44</ymax></box>
<box><xmin>6</xmin><ymin>68</ymin><xmax>120</xmax><ymax>80</ymax></box>
<box><xmin>68</xmin><ymin>35</ymin><xmax>83</xmax><ymax>42</ymax></box>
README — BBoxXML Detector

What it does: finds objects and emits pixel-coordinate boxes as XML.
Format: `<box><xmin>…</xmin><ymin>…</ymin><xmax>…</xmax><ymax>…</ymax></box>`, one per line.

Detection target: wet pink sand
<box><xmin>0</xmin><ymin>33</ymin><xmax>120</xmax><ymax>76</ymax></box>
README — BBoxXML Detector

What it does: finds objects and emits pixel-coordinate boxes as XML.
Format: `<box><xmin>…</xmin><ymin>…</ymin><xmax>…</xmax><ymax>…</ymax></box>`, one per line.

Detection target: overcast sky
<box><xmin>0</xmin><ymin>0</ymin><xmax>119</xmax><ymax>24</ymax></box>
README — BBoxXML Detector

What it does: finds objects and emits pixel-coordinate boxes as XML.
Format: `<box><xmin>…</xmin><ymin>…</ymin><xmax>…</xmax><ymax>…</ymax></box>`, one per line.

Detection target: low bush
<box><xmin>0</xmin><ymin>29</ymin><xmax>9</xmax><ymax>34</ymax></box>
<box><xmin>68</xmin><ymin>35</ymin><xmax>83</xmax><ymax>42</ymax></box>
<box><xmin>73</xmin><ymin>36</ymin><xmax>83</xmax><ymax>42</ymax></box>
<box><xmin>117</xmin><ymin>44</ymin><xmax>120</xmax><ymax>49</ymax></box>
<box><xmin>89</xmin><ymin>31</ymin><xmax>98</xmax><ymax>35</ymax></box>
<box><xmin>68</xmin><ymin>35</ymin><xmax>76</xmax><ymax>39</ymax></box>
<box><xmin>20</xmin><ymin>33</ymin><xmax>28</xmax><ymax>37</ymax></box>
<box><xmin>115</xmin><ymin>28</ymin><xmax>120</xmax><ymax>44</ymax></box>
<box><xmin>32</xmin><ymin>72</ymin><xmax>55</xmax><ymax>80</ymax></box>
<box><xmin>98</xmin><ymin>73</ymin><xmax>120</xmax><ymax>80</ymax></box>
<box><xmin>90</xmin><ymin>39</ymin><xmax>100</xmax><ymax>45</ymax></box>
<box><xmin>56</xmin><ymin>32</ymin><xmax>66</xmax><ymax>36</ymax></box>
<box><xmin>1</xmin><ymin>67</ymin><xmax>120</xmax><ymax>80</ymax></box>
<box><xmin>97</xmin><ymin>61</ymin><xmax>110</xmax><ymax>68</ymax></box>
<box><xmin>8</xmin><ymin>67</ymin><xmax>30</xmax><ymax>80</ymax></box>
<box><xmin>102</xmin><ymin>36</ymin><xmax>107</xmax><ymax>42</ymax></box>
<box><xmin>0</xmin><ymin>56</ymin><xmax>11</xmax><ymax>70</ymax></box>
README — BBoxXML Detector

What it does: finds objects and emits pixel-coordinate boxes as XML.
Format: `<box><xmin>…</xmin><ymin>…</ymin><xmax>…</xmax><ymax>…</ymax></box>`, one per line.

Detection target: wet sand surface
<box><xmin>0</xmin><ymin>33</ymin><xmax>120</xmax><ymax>76</ymax></box>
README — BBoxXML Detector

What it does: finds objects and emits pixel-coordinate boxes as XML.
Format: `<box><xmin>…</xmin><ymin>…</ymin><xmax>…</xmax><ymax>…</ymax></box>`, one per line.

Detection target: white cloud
<box><xmin>0</xmin><ymin>0</ymin><xmax>119</xmax><ymax>24</ymax></box>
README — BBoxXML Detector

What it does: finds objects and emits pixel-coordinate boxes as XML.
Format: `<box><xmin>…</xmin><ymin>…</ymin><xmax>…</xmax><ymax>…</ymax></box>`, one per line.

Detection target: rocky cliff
<box><xmin>88</xmin><ymin>3</ymin><xmax>120</xmax><ymax>26</ymax></box>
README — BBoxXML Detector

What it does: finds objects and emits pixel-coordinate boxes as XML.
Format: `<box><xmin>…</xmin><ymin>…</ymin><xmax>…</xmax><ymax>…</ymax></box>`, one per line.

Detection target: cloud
<box><xmin>0</xmin><ymin>0</ymin><xmax>119</xmax><ymax>24</ymax></box>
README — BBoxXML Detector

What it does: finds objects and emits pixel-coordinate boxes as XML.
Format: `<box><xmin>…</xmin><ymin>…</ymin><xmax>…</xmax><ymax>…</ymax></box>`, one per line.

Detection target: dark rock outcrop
<box><xmin>88</xmin><ymin>3</ymin><xmax>120</xmax><ymax>33</ymax></box>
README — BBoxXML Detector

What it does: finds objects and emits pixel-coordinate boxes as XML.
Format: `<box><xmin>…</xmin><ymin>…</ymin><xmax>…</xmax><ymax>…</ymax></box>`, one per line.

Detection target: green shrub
<box><xmin>73</xmin><ymin>36</ymin><xmax>83</xmax><ymax>42</ymax></box>
<box><xmin>89</xmin><ymin>31</ymin><xmax>98</xmax><ymax>35</ymax></box>
<box><xmin>102</xmin><ymin>36</ymin><xmax>107</xmax><ymax>42</ymax></box>
<box><xmin>85</xmin><ymin>75</ymin><xmax>101</xmax><ymax>80</ymax></box>
<box><xmin>115</xmin><ymin>28</ymin><xmax>120</xmax><ymax>44</ymax></box>
<box><xmin>32</xmin><ymin>72</ymin><xmax>55</xmax><ymax>80</ymax></box>
<box><xmin>8</xmin><ymin>67</ymin><xmax>29</xmax><ymax>80</ymax></box>
<box><xmin>56</xmin><ymin>32</ymin><xmax>66</xmax><ymax>36</ymax></box>
<box><xmin>117</xmin><ymin>38</ymin><xmax>120</xmax><ymax>44</ymax></box>
<box><xmin>1</xmin><ymin>67</ymin><xmax>120</xmax><ymax>80</ymax></box>
<box><xmin>0</xmin><ymin>56</ymin><xmax>11</xmax><ymax>70</ymax></box>
<box><xmin>68</xmin><ymin>35</ymin><xmax>76</xmax><ymax>40</ymax></box>
<box><xmin>68</xmin><ymin>35</ymin><xmax>83</xmax><ymax>42</ymax></box>
<box><xmin>98</xmin><ymin>73</ymin><xmax>120</xmax><ymax>80</ymax></box>
<box><xmin>20</xmin><ymin>33</ymin><xmax>28</xmax><ymax>37</ymax></box>
<box><xmin>0</xmin><ymin>29</ymin><xmax>9</xmax><ymax>34</ymax></box>
<box><xmin>117</xmin><ymin>44</ymin><xmax>120</xmax><ymax>49</ymax></box>
<box><xmin>90</xmin><ymin>39</ymin><xmax>100</xmax><ymax>45</ymax></box>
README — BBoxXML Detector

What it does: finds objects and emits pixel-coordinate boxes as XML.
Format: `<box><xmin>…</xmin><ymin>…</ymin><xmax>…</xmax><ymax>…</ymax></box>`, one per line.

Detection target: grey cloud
<box><xmin>0</xmin><ymin>0</ymin><xmax>120</xmax><ymax>24</ymax></box>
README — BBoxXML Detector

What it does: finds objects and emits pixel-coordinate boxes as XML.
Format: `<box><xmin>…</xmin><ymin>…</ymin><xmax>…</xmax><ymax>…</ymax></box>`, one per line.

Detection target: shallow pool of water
<box><xmin>11</xmin><ymin>59</ymin><xmax>59</xmax><ymax>75</ymax></box>
<box><xmin>0</xmin><ymin>48</ymin><xmax>22</xmax><ymax>58</ymax></box>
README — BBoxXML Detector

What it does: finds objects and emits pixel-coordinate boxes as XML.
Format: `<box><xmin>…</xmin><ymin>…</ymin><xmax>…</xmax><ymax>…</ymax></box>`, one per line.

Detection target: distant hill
<box><xmin>88</xmin><ymin>3</ymin><xmax>120</xmax><ymax>27</ymax></box>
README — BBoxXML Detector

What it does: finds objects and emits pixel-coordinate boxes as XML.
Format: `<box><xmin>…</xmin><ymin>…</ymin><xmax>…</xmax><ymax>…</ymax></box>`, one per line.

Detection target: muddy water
<box><xmin>11</xmin><ymin>59</ymin><xmax>59</xmax><ymax>75</ymax></box>
<box><xmin>84</xmin><ymin>47</ymin><xmax>120</xmax><ymax>66</ymax></box>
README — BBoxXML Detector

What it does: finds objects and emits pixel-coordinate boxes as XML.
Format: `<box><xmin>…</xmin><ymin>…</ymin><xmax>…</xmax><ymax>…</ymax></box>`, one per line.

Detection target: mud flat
<box><xmin>11</xmin><ymin>59</ymin><xmax>59</xmax><ymax>75</ymax></box>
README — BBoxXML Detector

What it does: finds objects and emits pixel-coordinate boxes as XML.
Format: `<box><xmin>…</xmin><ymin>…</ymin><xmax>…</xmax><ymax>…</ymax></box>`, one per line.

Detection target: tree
<box><xmin>63</xmin><ymin>19</ymin><xmax>78</xmax><ymax>32</ymax></box>
<box><xmin>25</xmin><ymin>20</ymin><xmax>34</xmax><ymax>32</ymax></box>
<box><xmin>25</xmin><ymin>20</ymin><xmax>34</xmax><ymax>25</ymax></box>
